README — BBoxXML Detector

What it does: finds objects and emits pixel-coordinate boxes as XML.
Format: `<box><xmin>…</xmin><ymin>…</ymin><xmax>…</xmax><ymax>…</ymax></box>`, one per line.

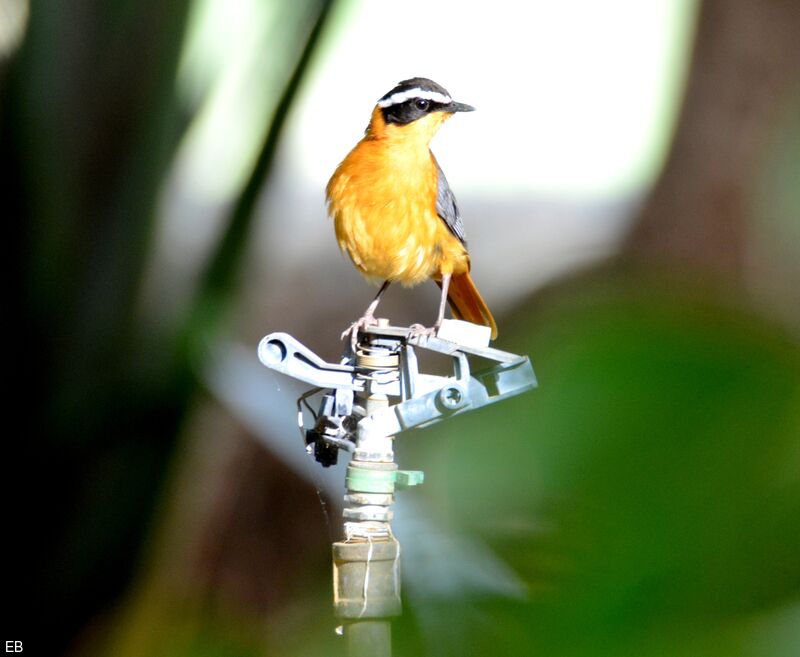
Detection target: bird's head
<box><xmin>366</xmin><ymin>77</ymin><xmax>474</xmax><ymax>145</ymax></box>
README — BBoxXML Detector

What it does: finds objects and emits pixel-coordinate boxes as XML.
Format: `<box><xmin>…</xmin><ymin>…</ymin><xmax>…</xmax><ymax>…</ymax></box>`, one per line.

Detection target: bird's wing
<box><xmin>433</xmin><ymin>155</ymin><xmax>466</xmax><ymax>245</ymax></box>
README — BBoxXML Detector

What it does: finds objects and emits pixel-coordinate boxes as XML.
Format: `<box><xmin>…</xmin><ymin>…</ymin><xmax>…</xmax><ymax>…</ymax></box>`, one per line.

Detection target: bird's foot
<box><xmin>341</xmin><ymin>313</ymin><xmax>379</xmax><ymax>351</ymax></box>
<box><xmin>407</xmin><ymin>323</ymin><xmax>439</xmax><ymax>340</ymax></box>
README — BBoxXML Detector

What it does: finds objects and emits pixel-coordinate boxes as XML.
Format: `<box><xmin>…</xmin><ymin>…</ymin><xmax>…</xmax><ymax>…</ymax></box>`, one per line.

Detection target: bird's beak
<box><xmin>443</xmin><ymin>101</ymin><xmax>475</xmax><ymax>113</ymax></box>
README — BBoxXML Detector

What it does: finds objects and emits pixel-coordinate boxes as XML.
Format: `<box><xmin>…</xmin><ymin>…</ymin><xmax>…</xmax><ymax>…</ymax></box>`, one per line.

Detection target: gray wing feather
<box><xmin>433</xmin><ymin>156</ymin><xmax>466</xmax><ymax>244</ymax></box>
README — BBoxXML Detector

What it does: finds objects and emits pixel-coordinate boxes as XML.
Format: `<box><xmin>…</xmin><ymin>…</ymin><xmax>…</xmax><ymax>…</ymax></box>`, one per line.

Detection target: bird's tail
<box><xmin>441</xmin><ymin>272</ymin><xmax>498</xmax><ymax>340</ymax></box>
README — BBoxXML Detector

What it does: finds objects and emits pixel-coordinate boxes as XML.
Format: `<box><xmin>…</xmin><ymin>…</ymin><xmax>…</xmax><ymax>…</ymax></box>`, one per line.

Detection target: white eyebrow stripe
<box><xmin>377</xmin><ymin>88</ymin><xmax>452</xmax><ymax>108</ymax></box>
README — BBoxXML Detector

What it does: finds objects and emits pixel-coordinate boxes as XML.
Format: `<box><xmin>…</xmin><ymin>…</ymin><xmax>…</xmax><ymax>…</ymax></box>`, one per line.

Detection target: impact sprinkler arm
<box><xmin>257</xmin><ymin>319</ymin><xmax>537</xmax><ymax>657</ymax></box>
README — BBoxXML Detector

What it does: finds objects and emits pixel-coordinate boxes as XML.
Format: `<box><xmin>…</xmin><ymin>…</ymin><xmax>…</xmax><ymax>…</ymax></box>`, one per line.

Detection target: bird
<box><xmin>326</xmin><ymin>77</ymin><xmax>498</xmax><ymax>345</ymax></box>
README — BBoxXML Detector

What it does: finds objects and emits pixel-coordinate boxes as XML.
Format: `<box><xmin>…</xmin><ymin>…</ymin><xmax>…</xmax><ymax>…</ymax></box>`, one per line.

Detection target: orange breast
<box><xmin>327</xmin><ymin>138</ymin><xmax>469</xmax><ymax>287</ymax></box>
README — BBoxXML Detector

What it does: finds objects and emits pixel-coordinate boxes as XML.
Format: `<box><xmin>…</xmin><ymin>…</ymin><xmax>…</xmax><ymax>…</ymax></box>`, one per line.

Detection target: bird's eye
<box><xmin>414</xmin><ymin>98</ymin><xmax>430</xmax><ymax>111</ymax></box>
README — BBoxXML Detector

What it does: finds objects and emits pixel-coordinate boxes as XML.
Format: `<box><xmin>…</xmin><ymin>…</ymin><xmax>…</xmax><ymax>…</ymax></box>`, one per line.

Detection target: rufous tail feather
<box><xmin>438</xmin><ymin>272</ymin><xmax>498</xmax><ymax>339</ymax></box>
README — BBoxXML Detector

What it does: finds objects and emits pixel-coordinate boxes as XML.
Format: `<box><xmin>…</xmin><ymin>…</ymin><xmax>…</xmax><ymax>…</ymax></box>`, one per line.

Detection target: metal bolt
<box><xmin>437</xmin><ymin>385</ymin><xmax>465</xmax><ymax>411</ymax></box>
<box><xmin>262</xmin><ymin>339</ymin><xmax>287</xmax><ymax>364</ymax></box>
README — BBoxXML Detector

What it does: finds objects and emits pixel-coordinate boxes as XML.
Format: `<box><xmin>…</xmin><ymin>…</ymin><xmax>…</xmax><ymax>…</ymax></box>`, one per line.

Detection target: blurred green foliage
<box><xmin>3</xmin><ymin>0</ymin><xmax>336</xmax><ymax>653</ymax></box>
<box><xmin>5</xmin><ymin>1</ymin><xmax>193</xmax><ymax>651</ymax></box>
<box><xmin>391</xmin><ymin>273</ymin><xmax>800</xmax><ymax>657</ymax></box>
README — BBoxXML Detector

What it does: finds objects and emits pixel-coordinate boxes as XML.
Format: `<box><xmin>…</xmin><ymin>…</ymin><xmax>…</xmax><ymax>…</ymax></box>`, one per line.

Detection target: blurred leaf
<box><xmin>182</xmin><ymin>0</ymin><xmax>336</xmax><ymax>355</ymax></box>
<box><xmin>396</xmin><ymin>273</ymin><xmax>800</xmax><ymax>657</ymax></box>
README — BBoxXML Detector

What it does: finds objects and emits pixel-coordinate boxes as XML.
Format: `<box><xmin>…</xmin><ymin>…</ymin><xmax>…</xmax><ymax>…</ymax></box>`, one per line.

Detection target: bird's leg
<box><xmin>342</xmin><ymin>280</ymin><xmax>391</xmax><ymax>349</ymax></box>
<box><xmin>409</xmin><ymin>273</ymin><xmax>451</xmax><ymax>339</ymax></box>
<box><xmin>434</xmin><ymin>272</ymin><xmax>451</xmax><ymax>329</ymax></box>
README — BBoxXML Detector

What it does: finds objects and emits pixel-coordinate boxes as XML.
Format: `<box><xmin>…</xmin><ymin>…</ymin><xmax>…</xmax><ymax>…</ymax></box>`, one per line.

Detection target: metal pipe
<box><xmin>333</xmin><ymin>325</ymin><xmax>403</xmax><ymax>657</ymax></box>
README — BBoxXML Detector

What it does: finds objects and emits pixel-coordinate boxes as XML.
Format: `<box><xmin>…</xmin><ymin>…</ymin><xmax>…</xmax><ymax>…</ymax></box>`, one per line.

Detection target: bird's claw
<box><xmin>341</xmin><ymin>314</ymin><xmax>378</xmax><ymax>350</ymax></box>
<box><xmin>407</xmin><ymin>323</ymin><xmax>439</xmax><ymax>340</ymax></box>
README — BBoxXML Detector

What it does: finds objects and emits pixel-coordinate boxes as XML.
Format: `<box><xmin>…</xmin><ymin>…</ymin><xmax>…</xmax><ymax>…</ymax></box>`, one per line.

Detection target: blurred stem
<box><xmin>183</xmin><ymin>0</ymin><xmax>337</xmax><ymax>353</ymax></box>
